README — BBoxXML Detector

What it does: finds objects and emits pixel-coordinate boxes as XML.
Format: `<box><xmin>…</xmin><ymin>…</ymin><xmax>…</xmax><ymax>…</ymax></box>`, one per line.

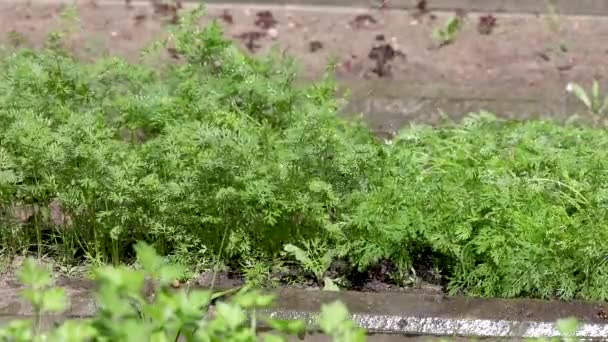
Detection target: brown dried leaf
<box><xmin>255</xmin><ymin>10</ymin><xmax>277</xmax><ymax>29</ymax></box>
<box><xmin>478</xmin><ymin>14</ymin><xmax>497</xmax><ymax>35</ymax></box>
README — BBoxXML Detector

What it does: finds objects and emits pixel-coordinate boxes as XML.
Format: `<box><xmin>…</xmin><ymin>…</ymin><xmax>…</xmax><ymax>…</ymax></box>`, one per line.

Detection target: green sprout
<box><xmin>566</xmin><ymin>80</ymin><xmax>608</xmax><ymax>120</ymax></box>
<box><xmin>432</xmin><ymin>16</ymin><xmax>463</xmax><ymax>46</ymax></box>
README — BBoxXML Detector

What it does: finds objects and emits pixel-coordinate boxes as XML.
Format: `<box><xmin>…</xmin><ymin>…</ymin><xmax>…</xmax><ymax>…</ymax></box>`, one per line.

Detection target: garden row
<box><xmin>1</xmin><ymin>8</ymin><xmax>608</xmax><ymax>301</ymax></box>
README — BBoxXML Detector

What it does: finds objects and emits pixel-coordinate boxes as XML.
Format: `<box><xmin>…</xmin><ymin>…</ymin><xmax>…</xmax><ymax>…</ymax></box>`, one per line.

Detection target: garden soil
<box><xmin>2</xmin><ymin>0</ymin><xmax>608</xmax><ymax>101</ymax></box>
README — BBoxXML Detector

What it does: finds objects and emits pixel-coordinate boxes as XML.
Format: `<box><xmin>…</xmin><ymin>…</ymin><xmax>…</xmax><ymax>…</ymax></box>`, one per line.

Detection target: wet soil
<box><xmin>0</xmin><ymin>254</ymin><xmax>445</xmax><ymax>298</ymax></box>
<box><xmin>1</xmin><ymin>1</ymin><xmax>607</xmax><ymax>91</ymax></box>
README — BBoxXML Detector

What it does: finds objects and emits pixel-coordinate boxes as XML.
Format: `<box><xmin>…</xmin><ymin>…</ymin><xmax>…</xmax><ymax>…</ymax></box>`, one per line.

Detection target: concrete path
<box><xmin>2</xmin><ymin>284</ymin><xmax>608</xmax><ymax>339</ymax></box>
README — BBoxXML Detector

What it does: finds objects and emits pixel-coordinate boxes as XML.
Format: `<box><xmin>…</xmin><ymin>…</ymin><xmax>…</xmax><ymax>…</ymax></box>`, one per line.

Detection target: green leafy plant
<box><xmin>523</xmin><ymin>317</ymin><xmax>581</xmax><ymax>342</ymax></box>
<box><xmin>318</xmin><ymin>301</ymin><xmax>366</xmax><ymax>342</ymax></box>
<box><xmin>0</xmin><ymin>242</ymin><xmax>365</xmax><ymax>341</ymax></box>
<box><xmin>284</xmin><ymin>240</ymin><xmax>339</xmax><ymax>291</ymax></box>
<box><xmin>432</xmin><ymin>16</ymin><xmax>463</xmax><ymax>46</ymax></box>
<box><xmin>16</xmin><ymin>259</ymin><xmax>67</xmax><ymax>336</ymax></box>
<box><xmin>0</xmin><ymin>4</ymin><xmax>380</xmax><ymax>268</ymax></box>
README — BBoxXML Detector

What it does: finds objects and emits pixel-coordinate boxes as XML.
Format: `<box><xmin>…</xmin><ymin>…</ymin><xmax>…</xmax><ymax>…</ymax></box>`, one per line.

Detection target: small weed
<box><xmin>544</xmin><ymin>2</ymin><xmax>570</xmax><ymax>56</ymax></box>
<box><xmin>242</xmin><ymin>259</ymin><xmax>276</xmax><ymax>287</ymax></box>
<box><xmin>545</xmin><ymin>2</ymin><xmax>562</xmax><ymax>34</ymax></box>
<box><xmin>283</xmin><ymin>240</ymin><xmax>339</xmax><ymax>290</ymax></box>
<box><xmin>566</xmin><ymin>80</ymin><xmax>608</xmax><ymax>123</ymax></box>
<box><xmin>432</xmin><ymin>16</ymin><xmax>463</xmax><ymax>46</ymax></box>
<box><xmin>6</xmin><ymin>30</ymin><xmax>28</xmax><ymax>48</ymax></box>
<box><xmin>46</xmin><ymin>4</ymin><xmax>81</xmax><ymax>52</ymax></box>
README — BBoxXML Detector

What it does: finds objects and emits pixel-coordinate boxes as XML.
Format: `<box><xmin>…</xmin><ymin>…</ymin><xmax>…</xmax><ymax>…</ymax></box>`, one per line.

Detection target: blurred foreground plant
<box><xmin>0</xmin><ymin>242</ymin><xmax>366</xmax><ymax>342</ymax></box>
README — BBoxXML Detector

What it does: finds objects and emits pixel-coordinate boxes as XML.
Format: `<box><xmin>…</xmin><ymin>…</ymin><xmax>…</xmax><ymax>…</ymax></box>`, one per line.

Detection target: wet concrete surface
<box><xmin>0</xmin><ymin>315</ymin><xmax>472</xmax><ymax>341</ymax></box>
<box><xmin>2</xmin><ymin>283</ymin><xmax>608</xmax><ymax>339</ymax></box>
<box><xmin>0</xmin><ymin>315</ymin><xmax>601</xmax><ymax>341</ymax></box>
<box><xmin>0</xmin><ymin>316</ymin><xmax>513</xmax><ymax>341</ymax></box>
<box><xmin>286</xmin><ymin>333</ymin><xmax>489</xmax><ymax>341</ymax></box>
<box><xmin>267</xmin><ymin>288</ymin><xmax>608</xmax><ymax>324</ymax></box>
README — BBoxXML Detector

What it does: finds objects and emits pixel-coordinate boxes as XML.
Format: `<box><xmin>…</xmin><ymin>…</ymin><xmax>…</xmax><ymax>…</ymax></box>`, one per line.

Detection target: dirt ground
<box><xmin>1</xmin><ymin>0</ymin><xmax>608</xmax><ymax>91</ymax></box>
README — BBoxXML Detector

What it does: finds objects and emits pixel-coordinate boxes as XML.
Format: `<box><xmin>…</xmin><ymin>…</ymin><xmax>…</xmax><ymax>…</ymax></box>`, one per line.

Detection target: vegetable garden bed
<box><xmin>1</xmin><ymin>3</ymin><xmax>608</xmax><ymax>305</ymax></box>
